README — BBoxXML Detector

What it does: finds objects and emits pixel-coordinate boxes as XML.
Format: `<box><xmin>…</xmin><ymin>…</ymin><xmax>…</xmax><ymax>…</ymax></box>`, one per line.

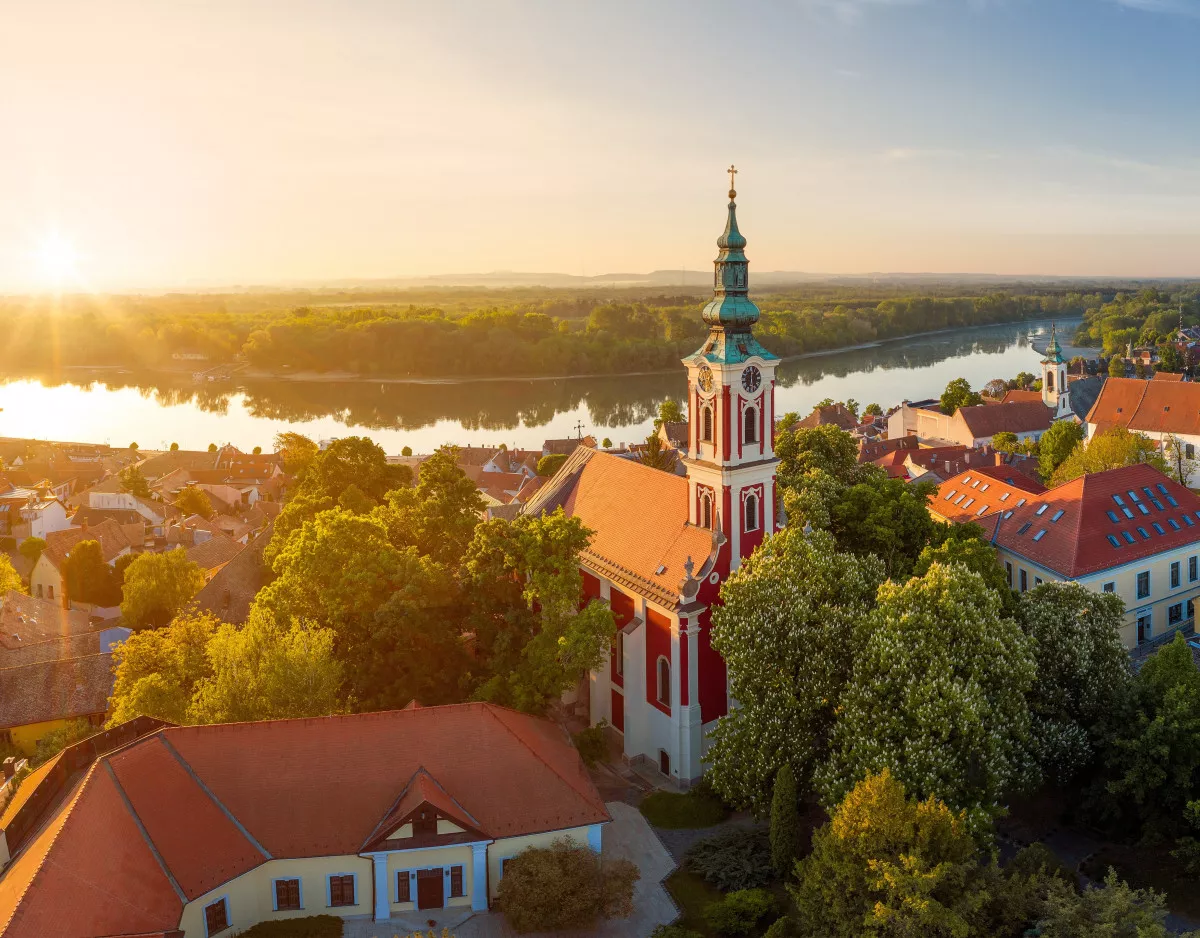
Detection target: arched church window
<box><xmin>657</xmin><ymin>657</ymin><xmax>671</xmax><ymax>707</ymax></box>
<box><xmin>744</xmin><ymin>407</ymin><xmax>757</xmax><ymax>444</ymax></box>
<box><xmin>701</xmin><ymin>492</ymin><xmax>713</xmax><ymax>529</ymax></box>
<box><xmin>1046</xmin><ymin>372</ymin><xmax>1054</xmax><ymax>392</ymax></box>
<box><xmin>701</xmin><ymin>406</ymin><xmax>713</xmax><ymax>442</ymax></box>
<box><xmin>745</xmin><ymin>494</ymin><xmax>759</xmax><ymax>532</ymax></box>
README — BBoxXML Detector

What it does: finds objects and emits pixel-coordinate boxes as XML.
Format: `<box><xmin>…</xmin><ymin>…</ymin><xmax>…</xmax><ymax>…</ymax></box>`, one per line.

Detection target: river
<box><xmin>0</xmin><ymin>318</ymin><xmax>1085</xmax><ymax>453</ymax></box>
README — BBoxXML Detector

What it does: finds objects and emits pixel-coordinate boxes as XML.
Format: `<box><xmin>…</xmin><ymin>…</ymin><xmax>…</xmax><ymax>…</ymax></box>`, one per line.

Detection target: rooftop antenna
<box><xmin>574</xmin><ymin>419</ymin><xmax>586</xmax><ymax>439</ymax></box>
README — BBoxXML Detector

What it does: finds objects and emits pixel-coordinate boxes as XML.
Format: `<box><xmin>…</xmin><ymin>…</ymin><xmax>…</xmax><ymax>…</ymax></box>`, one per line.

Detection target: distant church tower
<box><xmin>1041</xmin><ymin>323</ymin><xmax>1071</xmax><ymax>419</ymax></box>
<box><xmin>682</xmin><ymin>167</ymin><xmax>780</xmax><ymax>570</ymax></box>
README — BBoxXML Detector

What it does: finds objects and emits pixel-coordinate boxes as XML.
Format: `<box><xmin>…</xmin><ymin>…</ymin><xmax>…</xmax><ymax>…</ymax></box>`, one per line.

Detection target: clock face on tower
<box><xmin>741</xmin><ymin>365</ymin><xmax>761</xmax><ymax>394</ymax></box>
<box><xmin>697</xmin><ymin>365</ymin><xmax>714</xmax><ymax>393</ymax></box>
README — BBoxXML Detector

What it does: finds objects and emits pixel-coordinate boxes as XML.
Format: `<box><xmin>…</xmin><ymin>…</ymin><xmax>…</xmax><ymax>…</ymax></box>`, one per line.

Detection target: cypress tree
<box><xmin>770</xmin><ymin>763</ymin><xmax>800</xmax><ymax>878</ymax></box>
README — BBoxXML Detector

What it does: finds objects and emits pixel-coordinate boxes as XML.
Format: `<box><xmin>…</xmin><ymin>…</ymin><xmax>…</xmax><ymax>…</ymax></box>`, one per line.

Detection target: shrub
<box><xmin>537</xmin><ymin>453</ymin><xmax>568</xmax><ymax>477</ymax></box>
<box><xmin>573</xmin><ymin>720</ymin><xmax>609</xmax><ymax>766</ymax></box>
<box><xmin>650</xmin><ymin>927</ymin><xmax>704</xmax><ymax>938</ymax></box>
<box><xmin>238</xmin><ymin>915</ymin><xmax>344</xmax><ymax>938</ymax></box>
<box><xmin>770</xmin><ymin>763</ymin><xmax>800</xmax><ymax>877</ymax></box>
<box><xmin>686</xmin><ymin>827</ymin><xmax>774</xmax><ymax>891</ymax></box>
<box><xmin>497</xmin><ymin>838</ymin><xmax>639</xmax><ymax>933</ymax></box>
<box><xmin>704</xmin><ymin>888</ymin><xmax>776</xmax><ymax>937</ymax></box>
<box><xmin>640</xmin><ymin>788</ymin><xmax>730</xmax><ymax>829</ymax></box>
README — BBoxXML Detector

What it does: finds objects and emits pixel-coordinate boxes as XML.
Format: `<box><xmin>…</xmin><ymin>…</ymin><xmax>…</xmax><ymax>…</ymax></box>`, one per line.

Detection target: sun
<box><xmin>34</xmin><ymin>232</ymin><xmax>80</xmax><ymax>286</ymax></box>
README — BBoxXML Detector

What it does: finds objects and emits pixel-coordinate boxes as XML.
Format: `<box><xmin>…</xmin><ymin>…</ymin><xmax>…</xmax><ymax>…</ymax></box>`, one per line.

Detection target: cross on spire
<box><xmin>727</xmin><ymin>164</ymin><xmax>738</xmax><ymax>198</ymax></box>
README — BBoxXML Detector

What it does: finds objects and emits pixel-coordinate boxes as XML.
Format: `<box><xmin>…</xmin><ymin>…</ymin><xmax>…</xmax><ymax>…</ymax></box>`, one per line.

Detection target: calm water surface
<box><xmin>0</xmin><ymin>318</ymin><xmax>1084</xmax><ymax>453</ymax></box>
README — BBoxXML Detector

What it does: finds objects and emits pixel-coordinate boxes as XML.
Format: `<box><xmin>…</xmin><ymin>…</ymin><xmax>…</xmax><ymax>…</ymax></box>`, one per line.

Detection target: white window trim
<box><xmin>656</xmin><ymin>655</ymin><xmax>671</xmax><ymax>708</ymax></box>
<box><xmin>203</xmin><ymin>895</ymin><xmax>231</xmax><ymax>937</ymax></box>
<box><xmin>271</xmin><ymin>877</ymin><xmax>303</xmax><ymax>912</ymax></box>
<box><xmin>326</xmin><ymin>871</ymin><xmax>358</xmax><ymax>908</ymax></box>
<box><xmin>744</xmin><ymin>493</ymin><xmax>760</xmax><ymax>533</ymax></box>
<box><xmin>1137</xmin><ymin>570</ymin><xmax>1152</xmax><ymax>600</ymax></box>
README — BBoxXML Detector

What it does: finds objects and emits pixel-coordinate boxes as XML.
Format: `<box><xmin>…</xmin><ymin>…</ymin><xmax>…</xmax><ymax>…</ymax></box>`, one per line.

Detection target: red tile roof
<box><xmin>0</xmin><ymin>703</ymin><xmax>607</xmax><ymax>938</ymax></box>
<box><xmin>794</xmin><ymin>403</ymin><xmax>858</xmax><ymax>431</ymax></box>
<box><xmin>1153</xmin><ymin>371</ymin><xmax>1185</xmax><ymax>382</ymax></box>
<box><xmin>992</xmin><ymin>463</ymin><xmax>1200</xmax><ymax>578</ymax></box>
<box><xmin>957</xmin><ymin>401</ymin><xmax>1053</xmax><ymax>439</ymax></box>
<box><xmin>521</xmin><ymin>448</ymin><xmax>717</xmax><ymax>606</ymax></box>
<box><xmin>0</xmin><ymin>653</ymin><xmax>115</xmax><ymax>730</ymax></box>
<box><xmin>42</xmin><ymin>521</ymin><xmax>132</xmax><ymax>572</ymax></box>
<box><xmin>1085</xmin><ymin>377</ymin><xmax>1200</xmax><ymax>436</ymax></box>
<box><xmin>1001</xmin><ymin>389</ymin><xmax>1043</xmax><ymax>404</ymax></box>
<box><xmin>931</xmin><ymin>468</ymin><xmax>1045</xmax><ymax>524</ymax></box>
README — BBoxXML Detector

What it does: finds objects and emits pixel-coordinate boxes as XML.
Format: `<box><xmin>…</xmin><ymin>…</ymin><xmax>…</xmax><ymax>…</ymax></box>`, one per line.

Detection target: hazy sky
<box><xmin>4</xmin><ymin>0</ymin><xmax>1200</xmax><ymax>291</ymax></box>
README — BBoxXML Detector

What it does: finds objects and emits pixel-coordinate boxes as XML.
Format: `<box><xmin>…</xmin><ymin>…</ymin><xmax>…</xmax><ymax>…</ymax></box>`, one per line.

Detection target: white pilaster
<box><xmin>370</xmin><ymin>852</ymin><xmax>389</xmax><ymax>921</ymax></box>
<box><xmin>471</xmin><ymin>843</ymin><xmax>489</xmax><ymax>911</ymax></box>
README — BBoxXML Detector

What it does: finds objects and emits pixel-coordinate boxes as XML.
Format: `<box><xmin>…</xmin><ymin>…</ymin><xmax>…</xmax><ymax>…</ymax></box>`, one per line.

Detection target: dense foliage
<box><xmin>685</xmin><ymin>827</ymin><xmax>775</xmax><ymax>891</ymax></box>
<box><xmin>1049</xmin><ymin>426</ymin><xmax>1169</xmax><ymax>486</ymax></box>
<box><xmin>496</xmin><ymin>839</ymin><xmax>639</xmax><ymax>933</ymax></box>
<box><xmin>119</xmin><ymin>548</ymin><xmax>207</xmax><ymax>629</ymax></box>
<box><xmin>0</xmin><ymin>284</ymin><xmax>1092</xmax><ymax>378</ymax></box>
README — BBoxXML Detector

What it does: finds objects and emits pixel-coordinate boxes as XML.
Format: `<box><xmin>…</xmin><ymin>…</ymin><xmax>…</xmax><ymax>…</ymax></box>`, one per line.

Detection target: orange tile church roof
<box><xmin>521</xmin><ymin>447</ymin><xmax>718</xmax><ymax>607</ymax></box>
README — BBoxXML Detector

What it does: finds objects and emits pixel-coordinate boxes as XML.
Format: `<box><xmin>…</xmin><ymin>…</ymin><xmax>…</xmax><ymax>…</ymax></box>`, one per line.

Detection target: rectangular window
<box><xmin>397</xmin><ymin>871</ymin><xmax>412</xmax><ymax>903</ymax></box>
<box><xmin>1170</xmin><ymin>603</ymin><xmax>1184</xmax><ymax>625</ymax></box>
<box><xmin>274</xmin><ymin>879</ymin><xmax>301</xmax><ymax>912</ymax></box>
<box><xmin>1137</xmin><ymin>571</ymin><xmax>1150</xmax><ymax>599</ymax></box>
<box><xmin>328</xmin><ymin>875</ymin><xmax>355</xmax><ymax>908</ymax></box>
<box><xmin>1191</xmin><ymin>556</ymin><xmax>1197</xmax><ymax>582</ymax></box>
<box><xmin>944</xmin><ymin>489</ymin><xmax>957</xmax><ymax>501</ymax></box>
<box><xmin>205</xmin><ymin>898</ymin><xmax>229</xmax><ymax>935</ymax></box>
<box><xmin>1103</xmin><ymin>582</ymin><xmax>1115</xmax><ymax>593</ymax></box>
<box><xmin>1153</xmin><ymin>522</ymin><xmax>1166</xmax><ymax>535</ymax></box>
<box><xmin>1107</xmin><ymin>534</ymin><xmax>1121</xmax><ymax>549</ymax></box>
<box><xmin>1123</xmin><ymin>507</ymin><xmax>1135</xmax><ymax>519</ymax></box>
<box><xmin>1137</xmin><ymin>527</ymin><xmax>1150</xmax><ymax>540</ymax></box>
<box><xmin>1170</xmin><ymin>518</ymin><xmax>1182</xmax><ymax>530</ymax></box>
<box><xmin>1172</xmin><ymin>561</ymin><xmax>1181</xmax><ymax>589</ymax></box>
<box><xmin>1033</xmin><ymin>529</ymin><xmax>1046</xmax><ymax>542</ymax></box>
<box><xmin>450</xmin><ymin>866</ymin><xmax>464</xmax><ymax>898</ymax></box>
<box><xmin>1017</xmin><ymin>522</ymin><xmax>1032</xmax><ymax>535</ymax></box>
<box><xmin>1020</xmin><ymin>569</ymin><xmax>1028</xmax><ymax>592</ymax></box>
<box><xmin>1034</xmin><ymin>576</ymin><xmax>1043</xmax><ymax>586</ymax></box>
<box><xmin>1123</xmin><ymin>531</ymin><xmax>1136</xmax><ymax>544</ymax></box>
<box><xmin>615</xmin><ymin>632</ymin><xmax>624</xmax><ymax>677</ymax></box>
<box><xmin>1005</xmin><ymin>561</ymin><xmax>1013</xmax><ymax>587</ymax></box>
<box><xmin>1138</xmin><ymin>503</ymin><xmax>1150</xmax><ymax>516</ymax></box>
<box><xmin>1051</xmin><ymin>509</ymin><xmax>1065</xmax><ymax>522</ymax></box>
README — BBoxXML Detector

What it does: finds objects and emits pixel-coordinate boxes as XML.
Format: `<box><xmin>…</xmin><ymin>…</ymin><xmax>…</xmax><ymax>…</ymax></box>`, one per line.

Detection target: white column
<box><xmin>471</xmin><ymin>843</ymin><xmax>490</xmax><ymax>911</ymax></box>
<box><xmin>370</xmin><ymin>852</ymin><xmax>389</xmax><ymax>922</ymax></box>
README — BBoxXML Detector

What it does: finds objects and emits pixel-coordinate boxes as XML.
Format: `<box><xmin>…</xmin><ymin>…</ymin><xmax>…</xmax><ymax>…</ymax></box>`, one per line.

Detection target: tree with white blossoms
<box><xmin>1017</xmin><ymin>582</ymin><xmax>1131</xmax><ymax>782</ymax></box>
<box><xmin>708</xmin><ymin>528</ymin><xmax>885</xmax><ymax>816</ymax></box>
<box><xmin>816</xmin><ymin>561</ymin><xmax>1037</xmax><ymax>823</ymax></box>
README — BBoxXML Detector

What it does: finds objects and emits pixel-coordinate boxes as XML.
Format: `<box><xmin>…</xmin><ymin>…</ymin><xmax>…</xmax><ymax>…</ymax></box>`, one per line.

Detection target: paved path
<box><xmin>344</xmin><ymin>801</ymin><xmax>678</xmax><ymax>938</ymax></box>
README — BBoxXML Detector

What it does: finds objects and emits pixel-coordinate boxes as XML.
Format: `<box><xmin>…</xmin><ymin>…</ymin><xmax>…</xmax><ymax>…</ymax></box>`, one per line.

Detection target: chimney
<box><xmin>81</xmin><ymin>520</ymin><xmax>88</xmax><ymax>533</ymax></box>
<box><xmin>995</xmin><ymin>452</ymin><xmax>1005</xmax><ymax>466</ymax></box>
<box><xmin>2</xmin><ymin>756</ymin><xmax>14</xmax><ymax>779</ymax></box>
<box><xmin>944</xmin><ymin>461</ymin><xmax>951</xmax><ymax>476</ymax></box>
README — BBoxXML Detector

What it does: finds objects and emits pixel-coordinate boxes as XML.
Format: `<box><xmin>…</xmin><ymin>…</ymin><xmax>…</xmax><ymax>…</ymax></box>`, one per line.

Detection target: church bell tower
<box><xmin>1041</xmin><ymin>323</ymin><xmax>1071</xmax><ymax>420</ymax></box>
<box><xmin>682</xmin><ymin>167</ymin><xmax>780</xmax><ymax>571</ymax></box>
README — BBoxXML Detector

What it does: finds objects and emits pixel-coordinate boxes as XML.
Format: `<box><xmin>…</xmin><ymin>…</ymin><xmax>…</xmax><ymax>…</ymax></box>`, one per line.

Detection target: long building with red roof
<box><xmin>0</xmin><ymin>704</ymin><xmax>609</xmax><ymax>936</ymax></box>
<box><xmin>989</xmin><ymin>464</ymin><xmax>1200</xmax><ymax>648</ymax></box>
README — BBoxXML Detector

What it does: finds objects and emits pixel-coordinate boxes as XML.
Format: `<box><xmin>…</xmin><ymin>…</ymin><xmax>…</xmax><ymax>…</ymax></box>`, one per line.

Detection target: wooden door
<box><xmin>417</xmin><ymin>868</ymin><xmax>444</xmax><ymax>910</ymax></box>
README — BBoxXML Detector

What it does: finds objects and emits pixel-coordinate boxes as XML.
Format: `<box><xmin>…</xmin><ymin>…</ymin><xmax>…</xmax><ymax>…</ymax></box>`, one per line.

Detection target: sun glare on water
<box><xmin>34</xmin><ymin>231</ymin><xmax>81</xmax><ymax>288</ymax></box>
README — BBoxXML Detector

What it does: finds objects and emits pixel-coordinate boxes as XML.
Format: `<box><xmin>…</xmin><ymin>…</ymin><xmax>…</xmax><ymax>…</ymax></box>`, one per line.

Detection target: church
<box><xmin>523</xmin><ymin>172</ymin><xmax>780</xmax><ymax>783</ymax></box>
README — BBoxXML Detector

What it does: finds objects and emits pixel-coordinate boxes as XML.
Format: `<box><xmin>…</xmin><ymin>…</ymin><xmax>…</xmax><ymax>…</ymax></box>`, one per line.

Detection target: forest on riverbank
<box><xmin>2</xmin><ymin>281</ymin><xmax>1191</xmax><ymax>378</ymax></box>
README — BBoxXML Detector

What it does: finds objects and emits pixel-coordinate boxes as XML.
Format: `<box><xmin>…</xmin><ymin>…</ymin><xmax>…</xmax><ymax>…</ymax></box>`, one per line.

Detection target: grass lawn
<box><xmin>1082</xmin><ymin>843</ymin><xmax>1200</xmax><ymax>922</ymax></box>
<box><xmin>640</xmin><ymin>790</ymin><xmax>730</xmax><ymax>829</ymax></box>
<box><xmin>665</xmin><ymin>868</ymin><xmax>725</xmax><ymax>937</ymax></box>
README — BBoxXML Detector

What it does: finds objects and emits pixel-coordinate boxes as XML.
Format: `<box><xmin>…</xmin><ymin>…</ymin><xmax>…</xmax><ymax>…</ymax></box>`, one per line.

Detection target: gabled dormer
<box><xmin>361</xmin><ymin>766</ymin><xmax>489</xmax><ymax>853</ymax></box>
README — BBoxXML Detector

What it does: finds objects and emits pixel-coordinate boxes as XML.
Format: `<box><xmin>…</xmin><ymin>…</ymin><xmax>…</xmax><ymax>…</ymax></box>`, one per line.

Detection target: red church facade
<box><xmin>524</xmin><ymin>174</ymin><xmax>779</xmax><ymax>782</ymax></box>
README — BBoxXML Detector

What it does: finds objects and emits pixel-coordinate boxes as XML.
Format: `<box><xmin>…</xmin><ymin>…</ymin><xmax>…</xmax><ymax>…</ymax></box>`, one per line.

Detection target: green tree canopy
<box><xmin>818</xmin><ymin>562</ymin><xmax>1037</xmax><ymax>821</ymax></box>
<box><xmin>863</xmin><ymin>402</ymin><xmax>883</xmax><ymax>417</ymax></box>
<box><xmin>1018</xmin><ymin>583</ymin><xmax>1131</xmax><ymax>782</ymax></box>
<box><xmin>380</xmin><ymin>446</ymin><xmax>486</xmax><ymax>567</ymax></box>
<box><xmin>1038</xmin><ymin>421</ymin><xmax>1085</xmax><ymax>480</ymax></box>
<box><xmin>1108</xmin><ymin>356</ymin><xmax>1127</xmax><ymax>378</ymax></box>
<box><xmin>655</xmin><ymin>398</ymin><xmax>685</xmax><ymax>429</ymax></box>
<box><xmin>109</xmin><ymin>610</ymin><xmax>219</xmax><ymax>724</ymax></box>
<box><xmin>295</xmin><ymin>435</ymin><xmax>411</xmax><ymax>503</ymax></box>
<box><xmin>0</xmin><ymin>554</ymin><xmax>22</xmax><ymax>595</ymax></box>
<box><xmin>637</xmin><ymin>433</ymin><xmax>676</xmax><ymax>473</ymax></box>
<box><xmin>118</xmin><ymin>465</ymin><xmax>151</xmax><ymax>499</ymax></box>
<box><xmin>991</xmin><ymin>431</ymin><xmax>1020</xmax><ymax>455</ymax></box>
<box><xmin>775</xmin><ymin>424</ymin><xmax>861</xmax><ymax>489</ymax></box>
<box><xmin>467</xmin><ymin>510</ymin><xmax>616</xmax><ymax>713</ymax></box>
<box><xmin>791</xmin><ymin>770</ymin><xmax>983</xmax><ymax>938</ymax></box>
<box><xmin>940</xmin><ymin>378</ymin><xmax>982</xmax><ymax>415</ymax></box>
<box><xmin>119</xmin><ymin>548</ymin><xmax>207</xmax><ymax>630</ymax></box>
<box><xmin>17</xmin><ymin>536</ymin><xmax>46</xmax><ymax>569</ymax></box>
<box><xmin>708</xmin><ymin>528</ymin><xmax>885</xmax><ymax>814</ymax></box>
<box><xmin>1050</xmin><ymin>427</ymin><xmax>1168</xmax><ymax>486</ymax></box>
<box><xmin>176</xmin><ymin>486</ymin><xmax>214</xmax><ymax>519</ymax></box>
<box><xmin>537</xmin><ymin>453</ymin><xmax>568</xmax><ymax>477</ymax></box>
<box><xmin>63</xmin><ymin>540</ymin><xmax>121</xmax><ymax>607</ymax></box>
<box><xmin>913</xmin><ymin>523</ymin><xmax>1016</xmax><ymax>615</ymax></box>
<box><xmin>273</xmin><ymin>431</ymin><xmax>319</xmax><ymax>478</ymax></box>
